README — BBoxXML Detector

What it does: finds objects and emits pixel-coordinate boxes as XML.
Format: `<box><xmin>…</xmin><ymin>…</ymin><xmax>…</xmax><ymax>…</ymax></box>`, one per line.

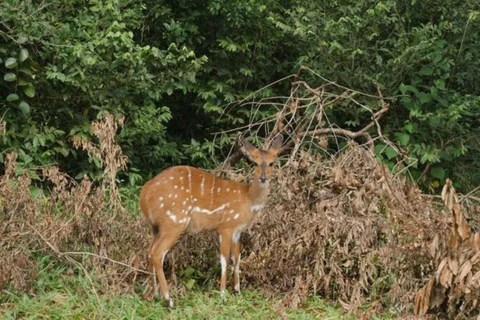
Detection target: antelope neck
<box><xmin>247</xmin><ymin>178</ymin><xmax>269</xmax><ymax>206</ymax></box>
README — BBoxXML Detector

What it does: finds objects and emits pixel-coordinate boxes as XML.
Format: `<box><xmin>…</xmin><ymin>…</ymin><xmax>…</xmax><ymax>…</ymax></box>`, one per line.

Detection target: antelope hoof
<box><xmin>165</xmin><ymin>298</ymin><xmax>174</xmax><ymax>310</ymax></box>
<box><xmin>234</xmin><ymin>284</ymin><xmax>241</xmax><ymax>295</ymax></box>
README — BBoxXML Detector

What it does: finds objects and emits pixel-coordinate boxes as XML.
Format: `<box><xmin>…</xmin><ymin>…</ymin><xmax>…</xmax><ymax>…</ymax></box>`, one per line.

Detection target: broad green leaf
<box><xmin>418</xmin><ymin>92</ymin><xmax>431</xmax><ymax>104</ymax></box>
<box><xmin>5</xmin><ymin>57</ymin><xmax>17</xmax><ymax>69</ymax></box>
<box><xmin>434</xmin><ymin>80</ymin><xmax>445</xmax><ymax>90</ymax></box>
<box><xmin>19</xmin><ymin>48</ymin><xmax>29</xmax><ymax>62</ymax></box>
<box><xmin>19</xmin><ymin>101</ymin><xmax>30</xmax><ymax>114</ymax></box>
<box><xmin>23</xmin><ymin>83</ymin><xmax>36</xmax><ymax>98</ymax></box>
<box><xmin>430</xmin><ymin>166</ymin><xmax>445</xmax><ymax>180</ymax></box>
<box><xmin>384</xmin><ymin>146</ymin><xmax>398</xmax><ymax>160</ymax></box>
<box><xmin>4</xmin><ymin>72</ymin><xmax>17</xmax><ymax>82</ymax></box>
<box><xmin>17</xmin><ymin>35</ymin><xmax>28</xmax><ymax>44</ymax></box>
<box><xmin>395</xmin><ymin>133</ymin><xmax>410</xmax><ymax>146</ymax></box>
<box><xmin>374</xmin><ymin>143</ymin><xmax>386</xmax><ymax>155</ymax></box>
<box><xmin>6</xmin><ymin>93</ymin><xmax>19</xmax><ymax>102</ymax></box>
<box><xmin>30</xmin><ymin>186</ymin><xmax>45</xmax><ymax>199</ymax></box>
<box><xmin>419</xmin><ymin>65</ymin><xmax>433</xmax><ymax>76</ymax></box>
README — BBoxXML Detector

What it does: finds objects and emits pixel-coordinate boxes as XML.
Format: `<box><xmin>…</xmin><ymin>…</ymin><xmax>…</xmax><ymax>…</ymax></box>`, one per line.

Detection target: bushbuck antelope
<box><xmin>139</xmin><ymin>134</ymin><xmax>283</xmax><ymax>308</ymax></box>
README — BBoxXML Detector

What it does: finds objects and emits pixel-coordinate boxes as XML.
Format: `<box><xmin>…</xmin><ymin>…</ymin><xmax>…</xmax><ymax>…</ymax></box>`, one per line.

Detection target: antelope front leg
<box><xmin>231</xmin><ymin>230</ymin><xmax>242</xmax><ymax>294</ymax></box>
<box><xmin>219</xmin><ymin>230</ymin><xmax>233</xmax><ymax>297</ymax></box>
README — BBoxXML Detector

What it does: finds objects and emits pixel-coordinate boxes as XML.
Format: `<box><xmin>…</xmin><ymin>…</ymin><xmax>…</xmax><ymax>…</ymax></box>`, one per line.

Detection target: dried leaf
<box><xmin>448</xmin><ymin>257</ymin><xmax>459</xmax><ymax>275</ymax></box>
<box><xmin>439</xmin><ymin>266</ymin><xmax>453</xmax><ymax>288</ymax></box>
<box><xmin>456</xmin><ymin>260</ymin><xmax>472</xmax><ymax>285</ymax></box>
<box><xmin>436</xmin><ymin>257</ymin><xmax>448</xmax><ymax>282</ymax></box>
<box><xmin>429</xmin><ymin>234</ymin><xmax>440</xmax><ymax>258</ymax></box>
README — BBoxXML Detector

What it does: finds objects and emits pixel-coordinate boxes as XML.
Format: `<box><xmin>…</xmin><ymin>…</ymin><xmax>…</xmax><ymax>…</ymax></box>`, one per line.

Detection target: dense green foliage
<box><xmin>1</xmin><ymin>0</ymin><xmax>479</xmax><ymax>191</ymax></box>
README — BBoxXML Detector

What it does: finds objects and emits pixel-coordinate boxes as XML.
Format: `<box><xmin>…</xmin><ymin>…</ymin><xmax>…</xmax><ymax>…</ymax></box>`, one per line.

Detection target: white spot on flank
<box><xmin>166</xmin><ymin>210</ymin><xmax>177</xmax><ymax>222</ymax></box>
<box><xmin>160</xmin><ymin>203</ymin><xmax>164</xmax><ymax>208</ymax></box>
<box><xmin>229</xmin><ymin>210</ymin><xmax>234</xmax><ymax>214</ymax></box>
<box><xmin>182</xmin><ymin>201</ymin><xmax>186</xmax><ymax>205</ymax></box>
<box><xmin>217</xmin><ymin>187</ymin><xmax>221</xmax><ymax>193</ymax></box>
<box><xmin>159</xmin><ymin>197</ymin><xmax>164</xmax><ymax>201</ymax></box>
<box><xmin>155</xmin><ymin>182</ymin><xmax>160</xmax><ymax>186</ymax></box>
<box><xmin>201</xmin><ymin>175</ymin><xmax>205</xmax><ymax>197</ymax></box>
<box><xmin>233</xmin><ymin>213</ymin><xmax>239</xmax><ymax>220</ymax></box>
<box><xmin>192</xmin><ymin>204</ymin><xmax>226</xmax><ymax>215</ymax></box>
<box><xmin>179</xmin><ymin>217</ymin><xmax>191</xmax><ymax>225</ymax></box>
<box><xmin>168</xmin><ymin>194</ymin><xmax>172</xmax><ymax>198</ymax></box>
<box><xmin>169</xmin><ymin>176</ymin><xmax>174</xmax><ymax>180</ymax></box>
<box><xmin>226</xmin><ymin>188</ymin><xmax>230</xmax><ymax>192</ymax></box>
<box><xmin>174</xmin><ymin>185</ymin><xmax>178</xmax><ymax>189</ymax></box>
<box><xmin>174</xmin><ymin>194</ymin><xmax>178</xmax><ymax>198</ymax></box>
<box><xmin>181</xmin><ymin>186</ymin><xmax>184</xmax><ymax>190</ymax></box>
<box><xmin>172</xmin><ymin>202</ymin><xmax>175</xmax><ymax>206</ymax></box>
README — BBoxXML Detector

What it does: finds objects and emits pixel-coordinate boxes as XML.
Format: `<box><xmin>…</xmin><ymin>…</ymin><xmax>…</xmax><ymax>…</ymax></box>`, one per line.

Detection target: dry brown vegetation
<box><xmin>415</xmin><ymin>180</ymin><xmax>480</xmax><ymax>318</ymax></box>
<box><xmin>0</xmin><ymin>115</ymin><xmax>148</xmax><ymax>295</ymax></box>
<box><xmin>1</xmin><ymin>77</ymin><xmax>479</xmax><ymax>318</ymax></box>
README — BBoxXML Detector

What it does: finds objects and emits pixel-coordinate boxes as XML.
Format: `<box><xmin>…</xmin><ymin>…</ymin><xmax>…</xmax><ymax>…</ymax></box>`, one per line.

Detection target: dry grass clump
<box><xmin>0</xmin><ymin>114</ymin><xmax>148</xmax><ymax>295</ymax></box>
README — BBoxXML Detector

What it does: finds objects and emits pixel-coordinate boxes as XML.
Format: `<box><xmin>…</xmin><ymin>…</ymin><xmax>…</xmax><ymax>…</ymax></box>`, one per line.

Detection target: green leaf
<box><xmin>5</xmin><ymin>57</ymin><xmax>17</xmax><ymax>69</ymax></box>
<box><xmin>6</xmin><ymin>93</ymin><xmax>19</xmax><ymax>102</ymax></box>
<box><xmin>30</xmin><ymin>186</ymin><xmax>45</xmax><ymax>199</ymax></box>
<box><xmin>23</xmin><ymin>83</ymin><xmax>36</xmax><ymax>98</ymax></box>
<box><xmin>419</xmin><ymin>65</ymin><xmax>433</xmax><ymax>76</ymax></box>
<box><xmin>19</xmin><ymin>101</ymin><xmax>30</xmax><ymax>114</ymax></box>
<box><xmin>19</xmin><ymin>48</ymin><xmax>29</xmax><ymax>62</ymax></box>
<box><xmin>4</xmin><ymin>73</ymin><xmax>17</xmax><ymax>82</ymax></box>
<box><xmin>384</xmin><ymin>146</ymin><xmax>398</xmax><ymax>159</ymax></box>
<box><xmin>374</xmin><ymin>143</ymin><xmax>386</xmax><ymax>155</ymax></box>
<box><xmin>418</xmin><ymin>92</ymin><xmax>431</xmax><ymax>104</ymax></box>
<box><xmin>434</xmin><ymin>80</ymin><xmax>445</xmax><ymax>90</ymax></box>
<box><xmin>395</xmin><ymin>133</ymin><xmax>410</xmax><ymax>146</ymax></box>
<box><xmin>430</xmin><ymin>166</ymin><xmax>445</xmax><ymax>180</ymax></box>
<box><xmin>184</xmin><ymin>278</ymin><xmax>196</xmax><ymax>289</ymax></box>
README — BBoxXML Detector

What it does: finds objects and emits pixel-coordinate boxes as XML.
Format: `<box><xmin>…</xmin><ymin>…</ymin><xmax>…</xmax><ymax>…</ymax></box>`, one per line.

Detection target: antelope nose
<box><xmin>260</xmin><ymin>176</ymin><xmax>267</xmax><ymax>183</ymax></box>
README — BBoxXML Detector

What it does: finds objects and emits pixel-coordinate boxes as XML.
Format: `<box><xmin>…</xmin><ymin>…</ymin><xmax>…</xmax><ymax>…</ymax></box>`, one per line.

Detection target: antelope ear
<box><xmin>268</xmin><ymin>134</ymin><xmax>283</xmax><ymax>154</ymax></box>
<box><xmin>238</xmin><ymin>135</ymin><xmax>257</xmax><ymax>162</ymax></box>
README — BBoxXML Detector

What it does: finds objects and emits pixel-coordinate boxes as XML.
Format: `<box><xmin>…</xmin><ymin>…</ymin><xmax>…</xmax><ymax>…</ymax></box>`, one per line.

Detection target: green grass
<box><xmin>0</xmin><ymin>257</ymin><xmax>396</xmax><ymax>319</ymax></box>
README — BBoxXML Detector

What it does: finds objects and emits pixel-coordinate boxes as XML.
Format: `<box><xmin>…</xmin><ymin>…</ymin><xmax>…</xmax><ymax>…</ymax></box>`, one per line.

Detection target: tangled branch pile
<box><xmin>169</xmin><ymin>74</ymin><xmax>451</xmax><ymax>313</ymax></box>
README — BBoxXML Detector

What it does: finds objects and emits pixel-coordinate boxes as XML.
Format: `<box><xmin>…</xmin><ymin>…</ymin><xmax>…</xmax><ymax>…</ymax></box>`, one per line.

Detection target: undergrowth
<box><xmin>0</xmin><ymin>256</ymin><xmax>394</xmax><ymax>320</ymax></box>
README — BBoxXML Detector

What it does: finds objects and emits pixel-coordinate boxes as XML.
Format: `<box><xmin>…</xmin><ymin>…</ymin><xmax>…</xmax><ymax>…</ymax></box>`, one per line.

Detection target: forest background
<box><xmin>1</xmin><ymin>0</ymin><xmax>479</xmax><ymax>193</ymax></box>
